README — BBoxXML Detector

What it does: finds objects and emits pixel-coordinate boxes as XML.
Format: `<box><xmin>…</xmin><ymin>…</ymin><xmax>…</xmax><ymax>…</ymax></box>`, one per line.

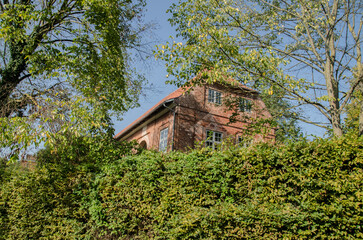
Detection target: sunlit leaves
<box><xmin>0</xmin><ymin>0</ymin><xmax>147</xmax><ymax>159</ymax></box>
<box><xmin>157</xmin><ymin>0</ymin><xmax>363</xmax><ymax>137</ymax></box>
<box><xmin>2</xmin><ymin>134</ymin><xmax>361</xmax><ymax>238</ymax></box>
<box><xmin>1</xmin><ymin>0</ymin><xmax>146</xmax><ymax>115</ymax></box>
<box><xmin>0</xmin><ymin>94</ymin><xmax>115</xmax><ymax>161</ymax></box>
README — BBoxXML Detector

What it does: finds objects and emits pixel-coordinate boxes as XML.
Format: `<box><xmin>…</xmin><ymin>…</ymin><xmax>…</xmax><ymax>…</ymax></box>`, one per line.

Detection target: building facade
<box><xmin>114</xmin><ymin>81</ymin><xmax>274</xmax><ymax>151</ymax></box>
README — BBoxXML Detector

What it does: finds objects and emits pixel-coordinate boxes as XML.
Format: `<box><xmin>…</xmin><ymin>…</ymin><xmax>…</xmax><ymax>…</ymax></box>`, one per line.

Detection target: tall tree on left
<box><xmin>0</xmin><ymin>0</ymin><xmax>145</xmax><ymax>116</ymax></box>
<box><xmin>0</xmin><ymin>0</ymin><xmax>146</xmax><ymax>160</ymax></box>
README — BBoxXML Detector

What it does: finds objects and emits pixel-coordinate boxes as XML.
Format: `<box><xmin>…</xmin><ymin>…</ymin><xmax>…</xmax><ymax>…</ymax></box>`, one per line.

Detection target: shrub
<box><xmin>0</xmin><ymin>134</ymin><xmax>362</xmax><ymax>239</ymax></box>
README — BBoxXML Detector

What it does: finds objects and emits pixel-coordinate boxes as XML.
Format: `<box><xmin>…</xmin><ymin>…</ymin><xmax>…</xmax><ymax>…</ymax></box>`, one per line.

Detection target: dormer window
<box><xmin>208</xmin><ymin>89</ymin><xmax>222</xmax><ymax>104</ymax></box>
<box><xmin>239</xmin><ymin>98</ymin><xmax>252</xmax><ymax>112</ymax></box>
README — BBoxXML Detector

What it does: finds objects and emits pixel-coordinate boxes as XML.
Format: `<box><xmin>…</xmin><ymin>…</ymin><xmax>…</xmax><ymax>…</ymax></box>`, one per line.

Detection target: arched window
<box><xmin>139</xmin><ymin>140</ymin><xmax>147</xmax><ymax>149</ymax></box>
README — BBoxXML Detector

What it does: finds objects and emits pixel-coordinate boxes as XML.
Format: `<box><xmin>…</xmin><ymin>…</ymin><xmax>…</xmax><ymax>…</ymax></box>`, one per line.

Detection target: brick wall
<box><xmin>119</xmin><ymin>83</ymin><xmax>274</xmax><ymax>151</ymax></box>
<box><xmin>124</xmin><ymin>110</ymin><xmax>175</xmax><ymax>151</ymax></box>
<box><xmin>173</xmin><ymin>83</ymin><xmax>274</xmax><ymax>151</ymax></box>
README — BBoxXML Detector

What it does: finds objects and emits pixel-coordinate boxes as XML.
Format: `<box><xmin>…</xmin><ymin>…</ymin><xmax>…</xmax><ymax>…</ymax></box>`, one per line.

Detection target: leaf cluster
<box><xmin>0</xmin><ymin>134</ymin><xmax>139</xmax><ymax>239</ymax></box>
<box><xmin>1</xmin><ymin>133</ymin><xmax>362</xmax><ymax>239</ymax></box>
<box><xmin>0</xmin><ymin>0</ymin><xmax>148</xmax><ymax>160</ymax></box>
<box><xmin>157</xmin><ymin>0</ymin><xmax>363</xmax><ymax>136</ymax></box>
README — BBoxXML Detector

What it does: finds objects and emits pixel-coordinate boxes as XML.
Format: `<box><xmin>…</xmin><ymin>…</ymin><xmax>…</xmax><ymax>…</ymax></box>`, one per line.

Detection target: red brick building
<box><xmin>114</xmin><ymin>81</ymin><xmax>274</xmax><ymax>152</ymax></box>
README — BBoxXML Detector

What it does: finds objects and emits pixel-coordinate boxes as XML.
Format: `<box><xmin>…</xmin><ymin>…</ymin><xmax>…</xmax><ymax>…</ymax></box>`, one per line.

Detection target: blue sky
<box><xmin>113</xmin><ymin>0</ymin><xmax>180</xmax><ymax>135</ymax></box>
<box><xmin>113</xmin><ymin>0</ymin><xmax>327</xmax><ymax>138</ymax></box>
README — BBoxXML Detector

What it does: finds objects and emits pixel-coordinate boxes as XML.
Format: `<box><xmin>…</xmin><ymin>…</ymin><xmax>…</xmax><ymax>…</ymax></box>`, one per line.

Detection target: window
<box><xmin>239</xmin><ymin>98</ymin><xmax>252</xmax><ymax>112</ymax></box>
<box><xmin>206</xmin><ymin>130</ymin><xmax>223</xmax><ymax>149</ymax></box>
<box><xmin>140</xmin><ymin>140</ymin><xmax>147</xmax><ymax>149</ymax></box>
<box><xmin>159</xmin><ymin>128</ymin><xmax>169</xmax><ymax>152</ymax></box>
<box><xmin>237</xmin><ymin>136</ymin><xmax>252</xmax><ymax>147</ymax></box>
<box><xmin>208</xmin><ymin>89</ymin><xmax>222</xmax><ymax>104</ymax></box>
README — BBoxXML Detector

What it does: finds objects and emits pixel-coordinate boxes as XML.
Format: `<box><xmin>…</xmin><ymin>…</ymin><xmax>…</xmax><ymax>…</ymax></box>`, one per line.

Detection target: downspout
<box><xmin>163</xmin><ymin>102</ymin><xmax>176</xmax><ymax>151</ymax></box>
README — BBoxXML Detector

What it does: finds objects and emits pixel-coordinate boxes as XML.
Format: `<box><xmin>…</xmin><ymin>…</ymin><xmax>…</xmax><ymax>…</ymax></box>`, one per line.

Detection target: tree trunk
<box><xmin>325</xmin><ymin>13</ymin><xmax>343</xmax><ymax>138</ymax></box>
<box><xmin>0</xmin><ymin>41</ymin><xmax>27</xmax><ymax>117</ymax></box>
<box><xmin>0</xmin><ymin>78</ymin><xmax>23</xmax><ymax>117</ymax></box>
<box><xmin>331</xmin><ymin>109</ymin><xmax>343</xmax><ymax>137</ymax></box>
<box><xmin>0</xmin><ymin>82</ymin><xmax>16</xmax><ymax>117</ymax></box>
<box><xmin>356</xmin><ymin>54</ymin><xmax>363</xmax><ymax>137</ymax></box>
<box><xmin>325</xmin><ymin>63</ymin><xmax>343</xmax><ymax>137</ymax></box>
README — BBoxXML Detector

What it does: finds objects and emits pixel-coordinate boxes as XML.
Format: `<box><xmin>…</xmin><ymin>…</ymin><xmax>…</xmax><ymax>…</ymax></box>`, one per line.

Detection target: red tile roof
<box><xmin>114</xmin><ymin>87</ymin><xmax>188</xmax><ymax>139</ymax></box>
<box><xmin>114</xmin><ymin>80</ymin><xmax>258</xmax><ymax>140</ymax></box>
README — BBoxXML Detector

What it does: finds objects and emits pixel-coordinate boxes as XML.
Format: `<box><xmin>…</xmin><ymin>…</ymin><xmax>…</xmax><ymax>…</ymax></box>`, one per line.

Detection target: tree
<box><xmin>0</xmin><ymin>0</ymin><xmax>146</xmax><ymax>116</ymax></box>
<box><xmin>260</xmin><ymin>90</ymin><xmax>303</xmax><ymax>142</ymax></box>
<box><xmin>0</xmin><ymin>0</ymin><xmax>147</xmax><ymax>160</ymax></box>
<box><xmin>157</xmin><ymin>0</ymin><xmax>363</xmax><ymax>137</ymax></box>
<box><xmin>344</xmin><ymin>77</ymin><xmax>362</xmax><ymax>133</ymax></box>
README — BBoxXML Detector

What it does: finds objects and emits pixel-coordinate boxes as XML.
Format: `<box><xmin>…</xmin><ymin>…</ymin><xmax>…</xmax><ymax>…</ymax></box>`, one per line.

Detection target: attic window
<box><xmin>239</xmin><ymin>98</ymin><xmax>252</xmax><ymax>112</ymax></box>
<box><xmin>208</xmin><ymin>89</ymin><xmax>222</xmax><ymax>104</ymax></box>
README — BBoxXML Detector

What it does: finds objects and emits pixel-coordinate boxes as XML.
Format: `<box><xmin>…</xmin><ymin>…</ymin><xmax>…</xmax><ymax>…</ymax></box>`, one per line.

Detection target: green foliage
<box><xmin>0</xmin><ymin>0</ymin><xmax>147</xmax><ymax>160</ymax></box>
<box><xmin>0</xmin><ymin>0</ymin><xmax>146</xmax><ymax>115</ymax></box>
<box><xmin>1</xmin><ymin>135</ymin><xmax>362</xmax><ymax>239</ymax></box>
<box><xmin>0</xmin><ymin>167</ymin><xmax>89</xmax><ymax>239</ymax></box>
<box><xmin>0</xmin><ymin>158</ymin><xmax>6</xmax><ymax>183</ymax></box>
<box><xmin>260</xmin><ymin>90</ymin><xmax>303</xmax><ymax>142</ymax></box>
<box><xmin>157</xmin><ymin>0</ymin><xmax>363</xmax><ymax>137</ymax></box>
<box><xmin>344</xmin><ymin>82</ymin><xmax>362</xmax><ymax>134</ymax></box>
<box><xmin>0</xmin><ymin>135</ymin><xmax>138</xmax><ymax>239</ymax></box>
<box><xmin>0</xmin><ymin>96</ymin><xmax>121</xmax><ymax>161</ymax></box>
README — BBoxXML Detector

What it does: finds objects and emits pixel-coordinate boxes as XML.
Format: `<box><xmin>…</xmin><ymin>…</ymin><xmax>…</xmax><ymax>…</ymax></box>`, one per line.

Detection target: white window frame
<box><xmin>206</xmin><ymin>130</ymin><xmax>223</xmax><ymax>149</ymax></box>
<box><xmin>159</xmin><ymin>127</ymin><xmax>169</xmax><ymax>152</ymax></box>
<box><xmin>239</xmin><ymin>98</ymin><xmax>252</xmax><ymax>112</ymax></box>
<box><xmin>237</xmin><ymin>136</ymin><xmax>252</xmax><ymax>147</ymax></box>
<box><xmin>208</xmin><ymin>89</ymin><xmax>222</xmax><ymax>105</ymax></box>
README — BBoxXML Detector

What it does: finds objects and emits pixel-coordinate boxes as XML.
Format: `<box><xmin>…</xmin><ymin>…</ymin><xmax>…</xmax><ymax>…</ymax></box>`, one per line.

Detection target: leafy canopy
<box><xmin>1</xmin><ymin>133</ymin><xmax>361</xmax><ymax>239</ymax></box>
<box><xmin>157</xmin><ymin>0</ymin><xmax>363</xmax><ymax>137</ymax></box>
<box><xmin>0</xmin><ymin>0</ymin><xmax>147</xmax><ymax>160</ymax></box>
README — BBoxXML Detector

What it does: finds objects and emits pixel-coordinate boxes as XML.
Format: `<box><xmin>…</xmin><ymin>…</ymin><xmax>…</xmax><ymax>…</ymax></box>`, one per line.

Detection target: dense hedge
<box><xmin>0</xmin><ymin>135</ymin><xmax>362</xmax><ymax>239</ymax></box>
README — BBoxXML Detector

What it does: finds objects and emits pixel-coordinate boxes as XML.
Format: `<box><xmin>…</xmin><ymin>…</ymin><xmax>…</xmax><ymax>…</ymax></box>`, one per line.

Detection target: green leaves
<box><xmin>158</xmin><ymin>0</ymin><xmax>363</xmax><ymax>137</ymax></box>
<box><xmin>1</xmin><ymin>0</ymin><xmax>147</xmax><ymax>159</ymax></box>
<box><xmin>158</xmin><ymin>0</ymin><xmax>284</xmax><ymax>85</ymax></box>
<box><xmin>0</xmin><ymin>134</ymin><xmax>362</xmax><ymax>239</ymax></box>
<box><xmin>0</xmin><ymin>95</ymin><xmax>117</xmax><ymax>162</ymax></box>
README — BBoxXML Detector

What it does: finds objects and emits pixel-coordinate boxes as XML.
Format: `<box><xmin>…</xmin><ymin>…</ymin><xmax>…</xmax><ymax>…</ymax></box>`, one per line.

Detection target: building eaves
<box><xmin>114</xmin><ymin>87</ymin><xmax>188</xmax><ymax>140</ymax></box>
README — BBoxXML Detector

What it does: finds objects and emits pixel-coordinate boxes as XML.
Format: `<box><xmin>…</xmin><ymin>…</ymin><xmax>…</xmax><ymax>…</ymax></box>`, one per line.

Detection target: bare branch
<box><xmin>298</xmin><ymin>117</ymin><xmax>331</xmax><ymax>130</ymax></box>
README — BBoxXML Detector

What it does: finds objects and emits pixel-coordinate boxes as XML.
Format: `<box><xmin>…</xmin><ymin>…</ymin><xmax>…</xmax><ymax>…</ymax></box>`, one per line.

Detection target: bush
<box><xmin>0</xmin><ymin>135</ymin><xmax>138</xmax><ymax>240</ymax></box>
<box><xmin>0</xmin><ymin>134</ymin><xmax>362</xmax><ymax>239</ymax></box>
